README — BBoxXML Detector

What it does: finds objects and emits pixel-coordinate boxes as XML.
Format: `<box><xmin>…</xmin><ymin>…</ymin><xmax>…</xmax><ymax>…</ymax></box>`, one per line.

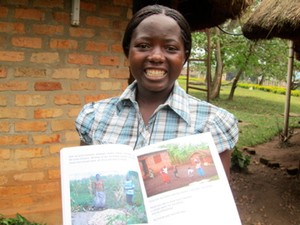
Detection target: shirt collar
<box><xmin>117</xmin><ymin>80</ymin><xmax>191</xmax><ymax>125</ymax></box>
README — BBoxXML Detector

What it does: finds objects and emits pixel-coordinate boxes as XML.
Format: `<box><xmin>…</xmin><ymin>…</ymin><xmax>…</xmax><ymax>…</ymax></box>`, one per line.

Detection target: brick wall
<box><xmin>0</xmin><ymin>0</ymin><xmax>131</xmax><ymax>224</ymax></box>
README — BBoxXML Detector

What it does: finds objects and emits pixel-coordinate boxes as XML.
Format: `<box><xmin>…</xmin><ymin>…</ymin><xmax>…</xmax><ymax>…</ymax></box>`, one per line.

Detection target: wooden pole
<box><xmin>283</xmin><ymin>40</ymin><xmax>294</xmax><ymax>140</ymax></box>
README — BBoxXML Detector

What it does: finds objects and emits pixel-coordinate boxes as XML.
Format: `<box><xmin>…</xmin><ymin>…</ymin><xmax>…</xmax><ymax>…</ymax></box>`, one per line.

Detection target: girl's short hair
<box><xmin>122</xmin><ymin>4</ymin><xmax>192</xmax><ymax>61</ymax></box>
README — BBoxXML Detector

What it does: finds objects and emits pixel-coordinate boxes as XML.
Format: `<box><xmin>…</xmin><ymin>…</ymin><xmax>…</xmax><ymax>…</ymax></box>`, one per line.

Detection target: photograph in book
<box><xmin>60</xmin><ymin>144</ymin><xmax>150</xmax><ymax>225</ymax></box>
<box><xmin>137</xmin><ymin>142</ymin><xmax>218</xmax><ymax>197</ymax></box>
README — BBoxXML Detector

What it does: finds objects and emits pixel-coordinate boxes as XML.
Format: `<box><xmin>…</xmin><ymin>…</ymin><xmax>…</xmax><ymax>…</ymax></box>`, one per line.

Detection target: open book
<box><xmin>60</xmin><ymin>132</ymin><xmax>241</xmax><ymax>225</ymax></box>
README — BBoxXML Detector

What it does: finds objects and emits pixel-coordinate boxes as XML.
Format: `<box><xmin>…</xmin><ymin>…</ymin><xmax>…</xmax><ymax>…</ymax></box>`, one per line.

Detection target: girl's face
<box><xmin>128</xmin><ymin>14</ymin><xmax>186</xmax><ymax>94</ymax></box>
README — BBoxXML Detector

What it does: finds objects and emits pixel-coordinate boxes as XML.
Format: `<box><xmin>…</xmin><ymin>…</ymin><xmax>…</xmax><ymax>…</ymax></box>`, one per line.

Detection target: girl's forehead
<box><xmin>133</xmin><ymin>14</ymin><xmax>181</xmax><ymax>38</ymax></box>
<box><xmin>139</xmin><ymin>14</ymin><xmax>177</xmax><ymax>27</ymax></box>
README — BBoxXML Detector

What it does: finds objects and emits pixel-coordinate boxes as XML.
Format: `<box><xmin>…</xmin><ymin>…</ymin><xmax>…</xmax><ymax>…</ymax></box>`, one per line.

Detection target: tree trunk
<box><xmin>228</xmin><ymin>42</ymin><xmax>256</xmax><ymax>100</ymax></box>
<box><xmin>210</xmin><ymin>28</ymin><xmax>223</xmax><ymax>100</ymax></box>
<box><xmin>228</xmin><ymin>68</ymin><xmax>243</xmax><ymax>100</ymax></box>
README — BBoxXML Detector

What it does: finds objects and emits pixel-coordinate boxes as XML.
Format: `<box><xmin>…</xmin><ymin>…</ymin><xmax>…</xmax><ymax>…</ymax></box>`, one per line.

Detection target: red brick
<box><xmin>100</xmin><ymin>81</ymin><xmax>122</xmax><ymax>91</ymax></box>
<box><xmin>86</xmin><ymin>16</ymin><xmax>110</xmax><ymax>27</ymax></box>
<box><xmin>112</xmin><ymin>43</ymin><xmax>123</xmax><ymax>53</ymax></box>
<box><xmin>0</xmin><ymin>96</ymin><xmax>7</xmax><ymax>106</ymax></box>
<box><xmin>52</xmin><ymin>68</ymin><xmax>80</xmax><ymax>79</ymax></box>
<box><xmin>0</xmin><ymin>22</ymin><xmax>25</xmax><ymax>33</ymax></box>
<box><xmin>12</xmin><ymin>197</ymin><xmax>33</xmax><ymax>208</ymax></box>
<box><xmin>0</xmin><ymin>67</ymin><xmax>7</xmax><ymax>78</ymax></box>
<box><xmin>0</xmin><ymin>51</ymin><xmax>24</xmax><ymax>62</ymax></box>
<box><xmin>0</xmin><ymin>185</ymin><xmax>32</xmax><ymax>196</ymax></box>
<box><xmin>81</xmin><ymin>2</ymin><xmax>96</xmax><ymax>11</ymax></box>
<box><xmin>69</xmin><ymin>27</ymin><xmax>95</xmax><ymax>38</ymax></box>
<box><xmin>111</xmin><ymin>68</ymin><xmax>130</xmax><ymax>79</ymax></box>
<box><xmin>30</xmin><ymin>52</ymin><xmax>59</xmax><ymax>64</ymax></box>
<box><xmin>113</xmin><ymin>0</ymin><xmax>132</xmax><ymax>7</ymax></box>
<box><xmin>34</xmin><ymin>81</ymin><xmax>62</xmax><ymax>91</ymax></box>
<box><xmin>53</xmin><ymin>12</ymin><xmax>70</xmax><ymax>24</ymax></box>
<box><xmin>54</xmin><ymin>94</ymin><xmax>81</xmax><ymax>105</ymax></box>
<box><xmin>0</xmin><ymin>159</ymin><xmax>28</xmax><ymax>171</ymax></box>
<box><xmin>86</xmin><ymin>69</ymin><xmax>109</xmax><ymax>78</ymax></box>
<box><xmin>99</xmin><ymin>31</ymin><xmax>122</xmax><ymax>41</ymax></box>
<box><xmin>48</xmin><ymin>169</ymin><xmax>60</xmax><ymax>179</ymax></box>
<box><xmin>85</xmin><ymin>94</ymin><xmax>113</xmax><ymax>103</ymax></box>
<box><xmin>36</xmin><ymin>182</ymin><xmax>60</xmax><ymax>193</ymax></box>
<box><xmin>15</xmin><ymin>67</ymin><xmax>46</xmax><ymax>78</ymax></box>
<box><xmin>34</xmin><ymin>108</ymin><xmax>64</xmax><ymax>119</ymax></box>
<box><xmin>15</xmin><ymin>95</ymin><xmax>46</xmax><ymax>106</ymax></box>
<box><xmin>33</xmin><ymin>0</ymin><xmax>63</xmax><ymax>8</ymax></box>
<box><xmin>70</xmin><ymin>81</ymin><xmax>96</xmax><ymax>90</ymax></box>
<box><xmin>68</xmin><ymin>107</ymin><xmax>81</xmax><ymax>117</ymax></box>
<box><xmin>99</xmin><ymin>56</ymin><xmax>120</xmax><ymax>66</ymax></box>
<box><xmin>0</xmin><ymin>81</ymin><xmax>27</xmax><ymax>91</ymax></box>
<box><xmin>68</xmin><ymin>53</ymin><xmax>93</xmax><ymax>65</ymax></box>
<box><xmin>13</xmin><ymin>172</ymin><xmax>44</xmax><ymax>182</ymax></box>
<box><xmin>0</xmin><ymin>149</ymin><xmax>10</xmax><ymax>160</ymax></box>
<box><xmin>0</xmin><ymin>7</ymin><xmax>8</xmax><ymax>18</ymax></box>
<box><xmin>0</xmin><ymin>108</ymin><xmax>27</xmax><ymax>119</ymax></box>
<box><xmin>6</xmin><ymin>0</ymin><xmax>28</xmax><ymax>6</ymax></box>
<box><xmin>12</xmin><ymin>37</ymin><xmax>42</xmax><ymax>48</ymax></box>
<box><xmin>99</xmin><ymin>6</ymin><xmax>123</xmax><ymax>17</ymax></box>
<box><xmin>0</xmin><ymin>122</ymin><xmax>10</xmax><ymax>132</ymax></box>
<box><xmin>65</xmin><ymin>131</ymin><xmax>80</xmax><ymax>142</ymax></box>
<box><xmin>0</xmin><ymin>199</ymin><xmax>12</xmax><ymax>210</ymax></box>
<box><xmin>32</xmin><ymin>24</ymin><xmax>64</xmax><ymax>35</ymax></box>
<box><xmin>113</xmin><ymin>20</ymin><xmax>129</xmax><ymax>30</ymax></box>
<box><xmin>15</xmin><ymin>147</ymin><xmax>43</xmax><ymax>159</ymax></box>
<box><xmin>15</xmin><ymin>8</ymin><xmax>44</xmax><ymax>20</ymax></box>
<box><xmin>0</xmin><ymin>36</ymin><xmax>4</xmax><ymax>48</ymax></box>
<box><xmin>85</xmin><ymin>41</ymin><xmax>108</xmax><ymax>52</ymax></box>
<box><xmin>15</xmin><ymin>121</ymin><xmax>47</xmax><ymax>132</ymax></box>
<box><xmin>0</xmin><ymin>136</ymin><xmax>28</xmax><ymax>145</ymax></box>
<box><xmin>51</xmin><ymin>119</ymin><xmax>75</xmax><ymax>131</ymax></box>
<box><xmin>32</xmin><ymin>134</ymin><xmax>60</xmax><ymax>145</ymax></box>
<box><xmin>50</xmin><ymin>39</ymin><xmax>78</xmax><ymax>50</ymax></box>
<box><xmin>0</xmin><ymin>175</ymin><xmax>8</xmax><ymax>185</ymax></box>
<box><xmin>31</xmin><ymin>156</ymin><xmax>60</xmax><ymax>168</ymax></box>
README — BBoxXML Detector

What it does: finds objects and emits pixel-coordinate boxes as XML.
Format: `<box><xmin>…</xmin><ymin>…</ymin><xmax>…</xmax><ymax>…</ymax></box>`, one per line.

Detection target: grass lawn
<box><xmin>178</xmin><ymin>78</ymin><xmax>300</xmax><ymax>149</ymax></box>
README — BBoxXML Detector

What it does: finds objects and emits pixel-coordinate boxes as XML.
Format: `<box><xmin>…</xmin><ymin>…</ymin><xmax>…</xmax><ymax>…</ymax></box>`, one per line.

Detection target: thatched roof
<box><xmin>242</xmin><ymin>0</ymin><xmax>300</xmax><ymax>40</ymax></box>
<box><xmin>133</xmin><ymin>0</ymin><xmax>252</xmax><ymax>31</ymax></box>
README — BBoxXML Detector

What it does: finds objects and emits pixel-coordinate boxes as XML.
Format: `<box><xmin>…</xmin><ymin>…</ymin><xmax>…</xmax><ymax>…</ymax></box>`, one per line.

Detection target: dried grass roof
<box><xmin>242</xmin><ymin>0</ymin><xmax>300</xmax><ymax>40</ymax></box>
<box><xmin>133</xmin><ymin>0</ymin><xmax>252</xmax><ymax>31</ymax></box>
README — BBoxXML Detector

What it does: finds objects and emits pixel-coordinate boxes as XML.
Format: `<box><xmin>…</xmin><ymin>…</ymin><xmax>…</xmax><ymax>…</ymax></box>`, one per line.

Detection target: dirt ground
<box><xmin>230</xmin><ymin>129</ymin><xmax>300</xmax><ymax>225</ymax></box>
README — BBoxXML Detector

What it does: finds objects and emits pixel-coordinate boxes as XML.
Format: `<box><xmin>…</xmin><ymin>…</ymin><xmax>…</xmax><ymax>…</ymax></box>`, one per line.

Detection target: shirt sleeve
<box><xmin>207</xmin><ymin>107</ymin><xmax>239</xmax><ymax>153</ymax></box>
<box><xmin>75</xmin><ymin>102</ymin><xmax>96</xmax><ymax>145</ymax></box>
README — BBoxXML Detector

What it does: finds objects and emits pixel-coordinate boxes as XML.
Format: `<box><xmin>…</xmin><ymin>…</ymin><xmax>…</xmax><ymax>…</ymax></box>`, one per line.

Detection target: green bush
<box><xmin>237</xmin><ymin>83</ymin><xmax>300</xmax><ymax>97</ymax></box>
<box><xmin>231</xmin><ymin>147</ymin><xmax>251</xmax><ymax>172</ymax></box>
<box><xmin>0</xmin><ymin>214</ymin><xmax>46</xmax><ymax>225</ymax></box>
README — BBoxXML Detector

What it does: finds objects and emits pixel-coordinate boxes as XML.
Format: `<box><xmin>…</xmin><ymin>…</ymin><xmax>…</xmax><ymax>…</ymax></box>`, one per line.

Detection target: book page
<box><xmin>135</xmin><ymin>132</ymin><xmax>242</xmax><ymax>225</ymax></box>
<box><xmin>60</xmin><ymin>144</ymin><xmax>151</xmax><ymax>225</ymax></box>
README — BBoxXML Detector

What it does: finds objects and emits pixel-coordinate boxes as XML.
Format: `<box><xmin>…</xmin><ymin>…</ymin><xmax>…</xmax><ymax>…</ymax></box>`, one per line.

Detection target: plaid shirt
<box><xmin>75</xmin><ymin>81</ymin><xmax>238</xmax><ymax>153</ymax></box>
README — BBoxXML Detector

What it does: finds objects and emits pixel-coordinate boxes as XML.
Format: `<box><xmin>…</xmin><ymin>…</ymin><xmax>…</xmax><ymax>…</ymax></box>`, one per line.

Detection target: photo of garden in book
<box><xmin>68</xmin><ymin>170</ymin><xmax>148</xmax><ymax>225</ymax></box>
<box><xmin>138</xmin><ymin>142</ymin><xmax>219</xmax><ymax>197</ymax></box>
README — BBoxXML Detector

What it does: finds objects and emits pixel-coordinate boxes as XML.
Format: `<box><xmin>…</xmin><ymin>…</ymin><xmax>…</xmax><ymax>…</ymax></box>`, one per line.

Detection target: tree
<box><xmin>210</xmin><ymin>28</ymin><xmax>223</xmax><ymax>99</ymax></box>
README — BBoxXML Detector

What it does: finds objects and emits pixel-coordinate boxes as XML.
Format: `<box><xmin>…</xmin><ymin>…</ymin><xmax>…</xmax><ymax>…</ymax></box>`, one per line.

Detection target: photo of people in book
<box><xmin>138</xmin><ymin>143</ymin><xmax>218</xmax><ymax>197</ymax></box>
<box><xmin>68</xmin><ymin>170</ymin><xmax>148</xmax><ymax>225</ymax></box>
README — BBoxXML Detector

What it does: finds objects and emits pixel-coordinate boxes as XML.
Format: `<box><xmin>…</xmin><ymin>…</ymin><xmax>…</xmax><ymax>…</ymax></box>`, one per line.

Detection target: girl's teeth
<box><xmin>146</xmin><ymin>70</ymin><xmax>165</xmax><ymax>77</ymax></box>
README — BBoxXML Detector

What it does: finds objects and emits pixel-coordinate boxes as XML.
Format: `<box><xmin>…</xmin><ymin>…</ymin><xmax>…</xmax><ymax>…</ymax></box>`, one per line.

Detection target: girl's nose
<box><xmin>147</xmin><ymin>47</ymin><xmax>165</xmax><ymax>62</ymax></box>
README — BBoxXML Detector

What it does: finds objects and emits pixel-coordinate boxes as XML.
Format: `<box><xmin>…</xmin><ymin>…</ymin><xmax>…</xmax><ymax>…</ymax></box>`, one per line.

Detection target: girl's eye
<box><xmin>136</xmin><ymin>43</ymin><xmax>150</xmax><ymax>49</ymax></box>
<box><xmin>166</xmin><ymin>45</ymin><xmax>179</xmax><ymax>52</ymax></box>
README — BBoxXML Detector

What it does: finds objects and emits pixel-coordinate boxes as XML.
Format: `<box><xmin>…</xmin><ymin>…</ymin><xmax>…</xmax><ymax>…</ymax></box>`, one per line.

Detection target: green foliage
<box><xmin>164</xmin><ymin>143</ymin><xmax>209</xmax><ymax>164</ymax></box>
<box><xmin>237</xmin><ymin>83</ymin><xmax>300</xmax><ymax>97</ymax></box>
<box><xmin>0</xmin><ymin>214</ymin><xmax>46</xmax><ymax>225</ymax></box>
<box><xmin>231</xmin><ymin>147</ymin><xmax>251</xmax><ymax>172</ymax></box>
